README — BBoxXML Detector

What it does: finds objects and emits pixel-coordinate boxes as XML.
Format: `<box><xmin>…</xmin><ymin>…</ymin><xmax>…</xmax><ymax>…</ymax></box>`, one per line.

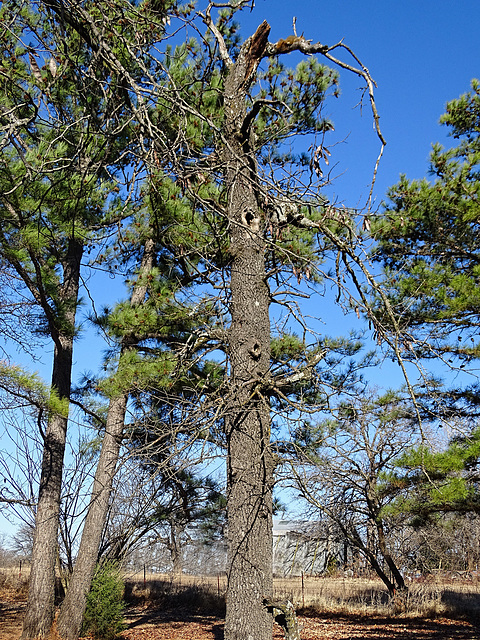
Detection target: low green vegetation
<box><xmin>81</xmin><ymin>562</ymin><xmax>126</xmax><ymax>640</ymax></box>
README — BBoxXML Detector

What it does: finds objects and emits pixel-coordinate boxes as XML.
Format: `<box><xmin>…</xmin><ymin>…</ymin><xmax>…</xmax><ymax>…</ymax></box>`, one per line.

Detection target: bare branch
<box><xmin>201</xmin><ymin>3</ymin><xmax>233</xmax><ymax>67</ymax></box>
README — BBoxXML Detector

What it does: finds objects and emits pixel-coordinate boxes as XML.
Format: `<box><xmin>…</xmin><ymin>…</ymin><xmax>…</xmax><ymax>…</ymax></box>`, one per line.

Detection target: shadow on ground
<box><xmin>123</xmin><ymin>605</ymin><xmax>480</xmax><ymax>640</ymax></box>
<box><xmin>440</xmin><ymin>589</ymin><xmax>480</xmax><ymax>626</ymax></box>
<box><xmin>299</xmin><ymin>610</ymin><xmax>480</xmax><ymax>640</ymax></box>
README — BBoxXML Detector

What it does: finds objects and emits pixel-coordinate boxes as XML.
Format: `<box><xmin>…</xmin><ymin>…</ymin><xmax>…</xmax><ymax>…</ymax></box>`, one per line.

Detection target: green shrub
<box><xmin>81</xmin><ymin>561</ymin><xmax>126</xmax><ymax>640</ymax></box>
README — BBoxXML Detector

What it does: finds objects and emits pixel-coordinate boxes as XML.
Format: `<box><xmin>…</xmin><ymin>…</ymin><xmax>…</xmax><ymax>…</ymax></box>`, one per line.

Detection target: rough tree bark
<box><xmin>366</xmin><ymin>486</ymin><xmax>406</xmax><ymax>593</ymax></box>
<box><xmin>56</xmin><ymin>238</ymin><xmax>156</xmax><ymax>640</ymax></box>
<box><xmin>55</xmin><ymin>392</ymin><xmax>128</xmax><ymax>640</ymax></box>
<box><xmin>222</xmin><ymin>21</ymin><xmax>275</xmax><ymax>640</ymax></box>
<box><xmin>264</xmin><ymin>600</ymin><xmax>301</xmax><ymax>640</ymax></box>
<box><xmin>21</xmin><ymin>238</ymin><xmax>83</xmax><ymax>640</ymax></box>
<box><xmin>376</xmin><ymin>517</ymin><xmax>406</xmax><ymax>592</ymax></box>
<box><xmin>344</xmin><ymin>522</ymin><xmax>402</xmax><ymax>596</ymax></box>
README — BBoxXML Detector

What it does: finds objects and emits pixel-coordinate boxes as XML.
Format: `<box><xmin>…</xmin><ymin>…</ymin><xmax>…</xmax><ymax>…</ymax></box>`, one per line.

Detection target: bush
<box><xmin>81</xmin><ymin>561</ymin><xmax>126</xmax><ymax>640</ymax></box>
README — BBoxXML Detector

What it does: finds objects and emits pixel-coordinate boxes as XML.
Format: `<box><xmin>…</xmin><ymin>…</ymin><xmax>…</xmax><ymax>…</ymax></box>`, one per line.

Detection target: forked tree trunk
<box><xmin>223</xmin><ymin>22</ymin><xmax>275</xmax><ymax>640</ymax></box>
<box><xmin>265</xmin><ymin>600</ymin><xmax>301</xmax><ymax>640</ymax></box>
<box><xmin>376</xmin><ymin>518</ymin><xmax>406</xmax><ymax>592</ymax></box>
<box><xmin>365</xmin><ymin>490</ymin><xmax>406</xmax><ymax>594</ymax></box>
<box><xmin>349</xmin><ymin>523</ymin><xmax>402</xmax><ymax>596</ymax></box>
<box><xmin>56</xmin><ymin>238</ymin><xmax>155</xmax><ymax>640</ymax></box>
<box><xmin>22</xmin><ymin>239</ymin><xmax>83</xmax><ymax>640</ymax></box>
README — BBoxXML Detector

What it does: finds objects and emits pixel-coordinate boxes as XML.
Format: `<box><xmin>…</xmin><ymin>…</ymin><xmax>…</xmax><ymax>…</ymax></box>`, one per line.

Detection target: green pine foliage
<box><xmin>81</xmin><ymin>562</ymin><xmax>126</xmax><ymax>640</ymax></box>
<box><xmin>374</xmin><ymin>80</ymin><xmax>480</xmax><ymax>523</ymax></box>
<box><xmin>255</xmin><ymin>56</ymin><xmax>338</xmax><ymax>143</ymax></box>
<box><xmin>385</xmin><ymin>426</ymin><xmax>480</xmax><ymax>520</ymax></box>
<box><xmin>0</xmin><ymin>6</ymin><xmax>394</xmax><ymax>636</ymax></box>
<box><xmin>0</xmin><ymin>362</ymin><xmax>69</xmax><ymax>417</ymax></box>
<box><xmin>373</xmin><ymin>79</ymin><xmax>480</xmax><ymax>364</ymax></box>
<box><xmin>0</xmin><ymin>1</ymin><xmax>136</xmax><ymax>342</ymax></box>
<box><xmin>373</xmin><ymin>82</ymin><xmax>480</xmax><ymax>516</ymax></box>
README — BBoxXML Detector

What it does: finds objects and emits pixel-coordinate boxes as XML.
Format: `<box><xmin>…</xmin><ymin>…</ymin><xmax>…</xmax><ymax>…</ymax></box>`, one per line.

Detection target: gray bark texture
<box><xmin>55</xmin><ymin>392</ymin><xmax>127</xmax><ymax>640</ymax></box>
<box><xmin>264</xmin><ymin>600</ymin><xmax>302</xmax><ymax>640</ymax></box>
<box><xmin>21</xmin><ymin>238</ymin><xmax>83</xmax><ymax>640</ymax></box>
<box><xmin>56</xmin><ymin>238</ymin><xmax>155</xmax><ymax>640</ymax></box>
<box><xmin>223</xmin><ymin>22</ymin><xmax>275</xmax><ymax>640</ymax></box>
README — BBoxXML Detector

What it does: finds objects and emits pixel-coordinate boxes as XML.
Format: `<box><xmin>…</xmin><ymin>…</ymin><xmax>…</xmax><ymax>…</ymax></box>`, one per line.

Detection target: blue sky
<box><xmin>240</xmin><ymin>0</ymin><xmax>480</xmax><ymax>383</ymax></box>
<box><xmin>1</xmin><ymin>1</ymin><xmax>480</xmax><ymax>539</ymax></box>
<box><xmin>238</xmin><ymin>0</ymin><xmax>479</xmax><ymax>209</ymax></box>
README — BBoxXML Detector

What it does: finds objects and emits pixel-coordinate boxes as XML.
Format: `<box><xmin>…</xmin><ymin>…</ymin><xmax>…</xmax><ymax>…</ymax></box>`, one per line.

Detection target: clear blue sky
<box><xmin>1</xmin><ymin>1</ymin><xmax>480</xmax><ymax>540</ymax></box>
<box><xmin>239</xmin><ymin>0</ymin><xmax>480</xmax><ymax>209</ymax></box>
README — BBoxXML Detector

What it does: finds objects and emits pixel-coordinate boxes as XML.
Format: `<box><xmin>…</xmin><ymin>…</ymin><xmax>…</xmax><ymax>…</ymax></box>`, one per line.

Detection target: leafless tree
<box><xmin>291</xmin><ymin>390</ymin><xmax>419</xmax><ymax>594</ymax></box>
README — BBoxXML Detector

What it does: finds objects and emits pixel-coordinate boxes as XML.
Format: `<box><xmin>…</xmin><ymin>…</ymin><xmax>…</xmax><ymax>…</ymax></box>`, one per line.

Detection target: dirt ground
<box><xmin>2</xmin><ymin>597</ymin><xmax>480</xmax><ymax>640</ymax></box>
<box><xmin>0</xmin><ymin>590</ymin><xmax>25</xmax><ymax>640</ymax></box>
<box><xmin>121</xmin><ymin>603</ymin><xmax>480</xmax><ymax>640</ymax></box>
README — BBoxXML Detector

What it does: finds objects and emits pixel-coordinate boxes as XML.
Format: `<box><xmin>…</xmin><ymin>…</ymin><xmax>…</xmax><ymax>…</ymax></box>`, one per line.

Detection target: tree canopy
<box><xmin>5</xmin><ymin>3</ymin><xmax>480</xmax><ymax>640</ymax></box>
<box><xmin>373</xmin><ymin>80</ymin><xmax>480</xmax><ymax>525</ymax></box>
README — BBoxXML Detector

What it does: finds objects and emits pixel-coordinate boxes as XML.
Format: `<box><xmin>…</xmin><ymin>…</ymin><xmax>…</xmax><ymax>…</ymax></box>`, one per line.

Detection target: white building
<box><xmin>273</xmin><ymin>520</ymin><xmax>347</xmax><ymax>576</ymax></box>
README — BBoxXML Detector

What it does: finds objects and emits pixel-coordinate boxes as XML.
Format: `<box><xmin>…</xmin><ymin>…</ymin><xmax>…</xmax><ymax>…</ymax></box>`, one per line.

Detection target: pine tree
<box><xmin>56</xmin><ymin>176</ymin><xmax>221</xmax><ymax>639</ymax></box>
<box><xmin>5</xmin><ymin>4</ymin><xmax>387</xmax><ymax>640</ymax></box>
<box><xmin>197</xmin><ymin>8</ymin><xmax>384</xmax><ymax>638</ymax></box>
<box><xmin>0</xmin><ymin>3</ymin><xmax>139</xmax><ymax>637</ymax></box>
<box><xmin>386</xmin><ymin>425</ymin><xmax>480</xmax><ymax>520</ymax></box>
<box><xmin>55</xmin><ymin>237</ymin><xmax>156</xmax><ymax>640</ymax></box>
<box><xmin>373</xmin><ymin>80</ymin><xmax>480</xmax><ymax>373</ymax></box>
<box><xmin>373</xmin><ymin>80</ymin><xmax>480</xmax><ymax>517</ymax></box>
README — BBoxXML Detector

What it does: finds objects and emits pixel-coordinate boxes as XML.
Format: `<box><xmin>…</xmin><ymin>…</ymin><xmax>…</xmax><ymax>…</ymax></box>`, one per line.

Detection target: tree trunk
<box><xmin>363</xmin><ymin>545</ymin><xmax>397</xmax><ymax>595</ymax></box>
<box><xmin>343</xmin><ymin>524</ymin><xmax>397</xmax><ymax>595</ymax></box>
<box><xmin>22</xmin><ymin>239</ymin><xmax>83</xmax><ymax>640</ymax></box>
<box><xmin>376</xmin><ymin>519</ymin><xmax>406</xmax><ymax>592</ymax></box>
<box><xmin>367</xmin><ymin>489</ymin><xmax>406</xmax><ymax>593</ymax></box>
<box><xmin>223</xmin><ymin>22</ymin><xmax>275</xmax><ymax>640</ymax></box>
<box><xmin>170</xmin><ymin>524</ymin><xmax>183</xmax><ymax>577</ymax></box>
<box><xmin>265</xmin><ymin>600</ymin><xmax>301</xmax><ymax>640</ymax></box>
<box><xmin>56</xmin><ymin>393</ymin><xmax>127</xmax><ymax>640</ymax></box>
<box><xmin>56</xmin><ymin>238</ymin><xmax>155</xmax><ymax>640</ymax></box>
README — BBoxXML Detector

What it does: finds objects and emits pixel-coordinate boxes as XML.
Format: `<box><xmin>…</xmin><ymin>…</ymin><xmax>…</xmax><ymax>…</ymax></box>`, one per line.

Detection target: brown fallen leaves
<box><xmin>1</xmin><ymin>598</ymin><xmax>479</xmax><ymax>640</ymax></box>
<box><xmin>121</xmin><ymin>605</ymin><xmax>480</xmax><ymax>640</ymax></box>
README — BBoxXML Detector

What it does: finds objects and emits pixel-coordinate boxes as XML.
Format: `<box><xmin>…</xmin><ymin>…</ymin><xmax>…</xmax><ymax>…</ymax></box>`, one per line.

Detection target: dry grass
<box><xmin>274</xmin><ymin>573</ymin><xmax>480</xmax><ymax>620</ymax></box>
<box><xmin>2</xmin><ymin>565</ymin><xmax>479</xmax><ymax>623</ymax></box>
<box><xmin>124</xmin><ymin>575</ymin><xmax>225</xmax><ymax>615</ymax></box>
<box><xmin>0</xmin><ymin>566</ymin><xmax>29</xmax><ymax>600</ymax></box>
<box><xmin>122</xmin><ymin>570</ymin><xmax>480</xmax><ymax>622</ymax></box>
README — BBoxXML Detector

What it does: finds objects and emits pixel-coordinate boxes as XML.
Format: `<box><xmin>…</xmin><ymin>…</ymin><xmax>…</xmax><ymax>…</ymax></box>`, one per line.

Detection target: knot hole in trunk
<box><xmin>249</xmin><ymin>341</ymin><xmax>261</xmax><ymax>360</ymax></box>
<box><xmin>242</xmin><ymin>208</ymin><xmax>260</xmax><ymax>232</ymax></box>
